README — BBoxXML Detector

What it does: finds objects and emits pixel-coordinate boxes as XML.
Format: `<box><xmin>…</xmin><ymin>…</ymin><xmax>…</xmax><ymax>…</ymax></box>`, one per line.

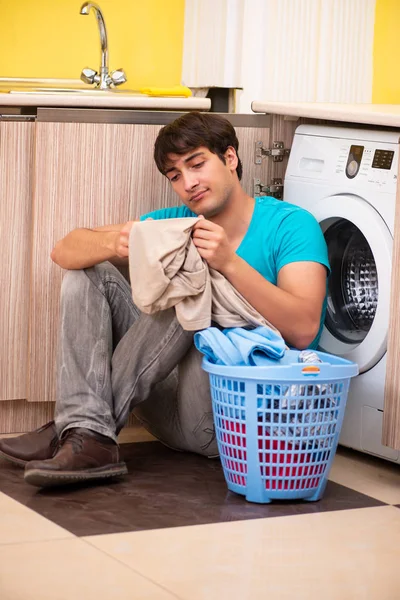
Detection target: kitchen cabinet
<box><xmin>0</xmin><ymin>121</ymin><xmax>34</xmax><ymax>401</ymax></box>
<box><xmin>383</xmin><ymin>151</ymin><xmax>400</xmax><ymax>450</ymax></box>
<box><xmin>29</xmin><ymin>121</ymin><xmax>177</xmax><ymax>403</ymax></box>
<box><xmin>0</xmin><ymin>112</ymin><xmax>280</xmax><ymax>432</ymax></box>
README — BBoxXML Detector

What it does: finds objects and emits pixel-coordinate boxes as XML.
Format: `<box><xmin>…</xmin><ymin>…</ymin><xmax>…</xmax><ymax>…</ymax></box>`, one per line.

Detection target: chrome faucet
<box><xmin>79</xmin><ymin>2</ymin><xmax>127</xmax><ymax>89</ymax></box>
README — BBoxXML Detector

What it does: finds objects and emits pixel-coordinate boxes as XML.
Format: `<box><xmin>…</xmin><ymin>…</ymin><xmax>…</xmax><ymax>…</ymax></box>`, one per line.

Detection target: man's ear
<box><xmin>224</xmin><ymin>146</ymin><xmax>238</xmax><ymax>172</ymax></box>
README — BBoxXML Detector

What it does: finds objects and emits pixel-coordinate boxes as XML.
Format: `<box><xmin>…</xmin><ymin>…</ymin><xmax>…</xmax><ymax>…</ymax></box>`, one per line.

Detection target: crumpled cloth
<box><xmin>129</xmin><ymin>217</ymin><xmax>283</xmax><ymax>334</ymax></box>
<box><xmin>194</xmin><ymin>326</ymin><xmax>286</xmax><ymax>365</ymax></box>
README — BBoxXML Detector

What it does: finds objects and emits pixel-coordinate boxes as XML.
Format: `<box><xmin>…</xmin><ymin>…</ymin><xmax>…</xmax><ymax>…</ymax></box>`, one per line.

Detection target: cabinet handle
<box><xmin>0</xmin><ymin>114</ymin><xmax>36</xmax><ymax>121</ymax></box>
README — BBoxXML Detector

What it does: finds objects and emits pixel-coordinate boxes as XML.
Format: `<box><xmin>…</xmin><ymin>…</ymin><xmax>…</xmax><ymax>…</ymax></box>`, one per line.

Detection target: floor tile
<box><xmin>0</xmin><ymin>491</ymin><xmax>72</xmax><ymax>545</ymax></box>
<box><xmin>86</xmin><ymin>505</ymin><xmax>400</xmax><ymax>600</ymax></box>
<box><xmin>330</xmin><ymin>446</ymin><xmax>400</xmax><ymax>504</ymax></box>
<box><xmin>117</xmin><ymin>426</ymin><xmax>155</xmax><ymax>444</ymax></box>
<box><xmin>0</xmin><ymin>537</ymin><xmax>181</xmax><ymax>600</ymax></box>
<box><xmin>0</xmin><ymin>442</ymin><xmax>385</xmax><ymax>536</ymax></box>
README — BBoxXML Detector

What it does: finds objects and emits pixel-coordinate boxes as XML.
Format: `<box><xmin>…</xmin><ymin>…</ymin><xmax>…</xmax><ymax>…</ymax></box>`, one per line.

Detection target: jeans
<box><xmin>54</xmin><ymin>262</ymin><xmax>218</xmax><ymax>457</ymax></box>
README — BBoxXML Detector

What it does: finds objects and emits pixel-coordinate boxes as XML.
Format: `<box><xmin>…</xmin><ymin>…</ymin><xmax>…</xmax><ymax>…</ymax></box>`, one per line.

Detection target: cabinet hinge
<box><xmin>255</xmin><ymin>140</ymin><xmax>290</xmax><ymax>163</ymax></box>
<box><xmin>254</xmin><ymin>178</ymin><xmax>284</xmax><ymax>199</ymax></box>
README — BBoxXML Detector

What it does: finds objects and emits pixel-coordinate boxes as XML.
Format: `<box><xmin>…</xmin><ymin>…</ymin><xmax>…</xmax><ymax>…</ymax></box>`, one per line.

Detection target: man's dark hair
<box><xmin>154</xmin><ymin>111</ymin><xmax>243</xmax><ymax>180</ymax></box>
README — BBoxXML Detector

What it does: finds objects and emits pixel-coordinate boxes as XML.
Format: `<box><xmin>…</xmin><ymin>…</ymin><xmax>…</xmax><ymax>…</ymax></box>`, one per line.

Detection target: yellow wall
<box><xmin>0</xmin><ymin>0</ymin><xmax>185</xmax><ymax>88</ymax></box>
<box><xmin>373</xmin><ymin>0</ymin><xmax>400</xmax><ymax>103</ymax></box>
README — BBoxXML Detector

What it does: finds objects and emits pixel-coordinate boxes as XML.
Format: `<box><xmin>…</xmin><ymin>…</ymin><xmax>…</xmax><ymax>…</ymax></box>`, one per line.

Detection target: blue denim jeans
<box><xmin>54</xmin><ymin>262</ymin><xmax>218</xmax><ymax>457</ymax></box>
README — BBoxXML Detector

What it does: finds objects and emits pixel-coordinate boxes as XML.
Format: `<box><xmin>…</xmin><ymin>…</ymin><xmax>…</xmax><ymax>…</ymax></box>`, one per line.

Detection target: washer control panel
<box><xmin>336</xmin><ymin>142</ymin><xmax>398</xmax><ymax>192</ymax></box>
<box><xmin>345</xmin><ymin>144</ymin><xmax>396</xmax><ymax>180</ymax></box>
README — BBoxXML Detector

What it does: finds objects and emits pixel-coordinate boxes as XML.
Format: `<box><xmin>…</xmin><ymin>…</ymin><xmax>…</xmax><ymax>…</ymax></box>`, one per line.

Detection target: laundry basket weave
<box><xmin>202</xmin><ymin>350</ymin><xmax>358</xmax><ymax>504</ymax></box>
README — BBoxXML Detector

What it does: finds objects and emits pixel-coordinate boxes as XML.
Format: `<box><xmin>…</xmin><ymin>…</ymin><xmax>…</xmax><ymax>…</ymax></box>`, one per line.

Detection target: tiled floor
<box><xmin>0</xmin><ymin>442</ymin><xmax>399</xmax><ymax>599</ymax></box>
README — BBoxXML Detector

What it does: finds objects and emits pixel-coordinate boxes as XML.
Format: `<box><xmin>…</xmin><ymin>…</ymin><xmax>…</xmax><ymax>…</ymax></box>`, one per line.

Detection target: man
<box><xmin>0</xmin><ymin>112</ymin><xmax>329</xmax><ymax>487</ymax></box>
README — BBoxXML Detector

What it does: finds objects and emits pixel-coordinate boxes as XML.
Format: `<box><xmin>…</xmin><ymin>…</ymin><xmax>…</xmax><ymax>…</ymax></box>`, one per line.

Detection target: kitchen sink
<box><xmin>8</xmin><ymin>87</ymin><xmax>143</xmax><ymax>96</ymax></box>
<box><xmin>0</xmin><ymin>79</ymin><xmax>192</xmax><ymax>99</ymax></box>
<box><xmin>0</xmin><ymin>79</ymin><xmax>143</xmax><ymax>96</ymax></box>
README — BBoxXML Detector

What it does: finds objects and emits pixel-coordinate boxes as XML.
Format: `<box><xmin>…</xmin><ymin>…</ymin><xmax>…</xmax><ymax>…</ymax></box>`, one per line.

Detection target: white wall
<box><xmin>183</xmin><ymin>0</ymin><xmax>376</xmax><ymax>113</ymax></box>
<box><xmin>182</xmin><ymin>0</ymin><xmax>244</xmax><ymax>88</ymax></box>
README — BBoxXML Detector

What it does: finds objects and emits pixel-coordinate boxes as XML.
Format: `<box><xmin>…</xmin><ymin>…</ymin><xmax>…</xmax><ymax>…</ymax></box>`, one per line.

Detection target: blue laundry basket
<box><xmin>202</xmin><ymin>350</ymin><xmax>358</xmax><ymax>504</ymax></box>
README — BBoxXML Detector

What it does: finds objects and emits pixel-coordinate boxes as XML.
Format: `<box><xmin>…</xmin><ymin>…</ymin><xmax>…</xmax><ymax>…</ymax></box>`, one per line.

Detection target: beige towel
<box><xmin>129</xmin><ymin>217</ymin><xmax>281</xmax><ymax>334</ymax></box>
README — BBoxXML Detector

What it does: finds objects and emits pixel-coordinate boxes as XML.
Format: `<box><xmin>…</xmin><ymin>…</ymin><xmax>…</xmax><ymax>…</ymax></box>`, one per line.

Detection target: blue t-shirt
<box><xmin>140</xmin><ymin>196</ymin><xmax>330</xmax><ymax>348</ymax></box>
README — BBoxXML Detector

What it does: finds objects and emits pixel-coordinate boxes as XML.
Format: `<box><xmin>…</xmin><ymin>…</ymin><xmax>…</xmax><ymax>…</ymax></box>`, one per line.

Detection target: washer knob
<box><xmin>347</xmin><ymin>159</ymin><xmax>359</xmax><ymax>177</ymax></box>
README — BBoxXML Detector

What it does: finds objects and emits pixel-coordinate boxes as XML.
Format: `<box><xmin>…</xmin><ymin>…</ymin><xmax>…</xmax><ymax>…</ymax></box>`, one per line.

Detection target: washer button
<box><xmin>347</xmin><ymin>160</ymin><xmax>359</xmax><ymax>177</ymax></box>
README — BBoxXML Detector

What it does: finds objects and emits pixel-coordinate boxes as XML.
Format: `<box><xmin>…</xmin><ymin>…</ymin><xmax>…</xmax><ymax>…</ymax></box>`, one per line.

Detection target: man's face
<box><xmin>164</xmin><ymin>146</ymin><xmax>238</xmax><ymax>218</ymax></box>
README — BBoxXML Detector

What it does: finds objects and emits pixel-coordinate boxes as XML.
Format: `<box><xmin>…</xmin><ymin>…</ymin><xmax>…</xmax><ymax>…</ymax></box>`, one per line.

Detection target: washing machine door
<box><xmin>313</xmin><ymin>194</ymin><xmax>392</xmax><ymax>373</ymax></box>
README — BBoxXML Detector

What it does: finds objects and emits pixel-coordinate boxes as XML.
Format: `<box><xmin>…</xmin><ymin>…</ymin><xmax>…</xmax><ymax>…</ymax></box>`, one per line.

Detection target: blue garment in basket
<box><xmin>194</xmin><ymin>326</ymin><xmax>285</xmax><ymax>366</ymax></box>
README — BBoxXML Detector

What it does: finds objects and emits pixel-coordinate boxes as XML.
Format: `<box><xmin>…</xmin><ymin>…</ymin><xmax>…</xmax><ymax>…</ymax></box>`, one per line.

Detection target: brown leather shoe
<box><xmin>24</xmin><ymin>428</ymin><xmax>128</xmax><ymax>488</ymax></box>
<box><xmin>0</xmin><ymin>421</ymin><xmax>58</xmax><ymax>468</ymax></box>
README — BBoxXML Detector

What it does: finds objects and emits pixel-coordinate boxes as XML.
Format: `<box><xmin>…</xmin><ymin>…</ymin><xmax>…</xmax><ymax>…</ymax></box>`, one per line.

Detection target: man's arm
<box><xmin>50</xmin><ymin>221</ymin><xmax>137</xmax><ymax>270</ymax></box>
<box><xmin>222</xmin><ymin>257</ymin><xmax>326</xmax><ymax>349</ymax></box>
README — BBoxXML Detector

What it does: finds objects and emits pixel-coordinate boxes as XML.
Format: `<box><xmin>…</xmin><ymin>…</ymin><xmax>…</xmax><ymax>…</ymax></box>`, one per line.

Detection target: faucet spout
<box><xmin>80</xmin><ymin>2</ymin><xmax>108</xmax><ymax>79</ymax></box>
<box><xmin>79</xmin><ymin>2</ymin><xmax>127</xmax><ymax>90</ymax></box>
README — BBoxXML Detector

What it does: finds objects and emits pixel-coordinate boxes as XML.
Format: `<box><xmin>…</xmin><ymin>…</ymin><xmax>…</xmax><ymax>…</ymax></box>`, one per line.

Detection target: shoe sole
<box><xmin>0</xmin><ymin>450</ymin><xmax>27</xmax><ymax>468</ymax></box>
<box><xmin>24</xmin><ymin>463</ymin><xmax>128</xmax><ymax>488</ymax></box>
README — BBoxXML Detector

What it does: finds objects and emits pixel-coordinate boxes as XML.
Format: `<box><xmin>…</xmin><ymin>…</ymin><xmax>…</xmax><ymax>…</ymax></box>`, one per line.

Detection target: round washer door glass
<box><xmin>313</xmin><ymin>194</ymin><xmax>392</xmax><ymax>374</ymax></box>
<box><xmin>324</xmin><ymin>219</ymin><xmax>378</xmax><ymax>345</ymax></box>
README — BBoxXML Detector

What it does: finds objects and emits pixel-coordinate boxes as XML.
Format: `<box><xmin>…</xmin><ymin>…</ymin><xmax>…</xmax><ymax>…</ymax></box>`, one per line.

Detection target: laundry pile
<box><xmin>193</xmin><ymin>325</ymin><xmax>286</xmax><ymax>365</ymax></box>
<box><xmin>194</xmin><ymin>327</ymin><xmax>337</xmax><ymax>450</ymax></box>
<box><xmin>259</xmin><ymin>376</ymin><xmax>337</xmax><ymax>451</ymax></box>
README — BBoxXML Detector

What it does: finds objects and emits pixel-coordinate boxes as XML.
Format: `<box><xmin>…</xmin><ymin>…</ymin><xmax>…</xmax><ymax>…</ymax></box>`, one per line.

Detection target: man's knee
<box><xmin>60</xmin><ymin>262</ymin><xmax>118</xmax><ymax>300</ymax></box>
<box><xmin>60</xmin><ymin>268</ymin><xmax>87</xmax><ymax>300</ymax></box>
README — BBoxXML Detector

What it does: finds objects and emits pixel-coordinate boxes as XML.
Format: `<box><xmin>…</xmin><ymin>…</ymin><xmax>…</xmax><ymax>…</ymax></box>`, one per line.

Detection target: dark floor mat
<box><xmin>0</xmin><ymin>441</ymin><xmax>386</xmax><ymax>536</ymax></box>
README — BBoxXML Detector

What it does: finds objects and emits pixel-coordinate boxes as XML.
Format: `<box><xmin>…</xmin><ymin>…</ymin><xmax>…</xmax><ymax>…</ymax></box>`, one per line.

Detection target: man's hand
<box><xmin>113</xmin><ymin>217</ymin><xmax>154</xmax><ymax>258</ymax></box>
<box><xmin>114</xmin><ymin>221</ymin><xmax>136</xmax><ymax>258</ymax></box>
<box><xmin>192</xmin><ymin>216</ymin><xmax>236</xmax><ymax>272</ymax></box>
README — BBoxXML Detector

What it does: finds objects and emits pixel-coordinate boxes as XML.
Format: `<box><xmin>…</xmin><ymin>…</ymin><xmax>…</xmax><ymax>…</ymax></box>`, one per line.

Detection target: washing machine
<box><xmin>284</xmin><ymin>124</ymin><xmax>400</xmax><ymax>463</ymax></box>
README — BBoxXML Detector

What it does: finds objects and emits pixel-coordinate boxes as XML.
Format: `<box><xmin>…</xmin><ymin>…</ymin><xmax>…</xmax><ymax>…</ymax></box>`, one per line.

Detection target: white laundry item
<box><xmin>262</xmin><ymin>350</ymin><xmax>337</xmax><ymax>449</ymax></box>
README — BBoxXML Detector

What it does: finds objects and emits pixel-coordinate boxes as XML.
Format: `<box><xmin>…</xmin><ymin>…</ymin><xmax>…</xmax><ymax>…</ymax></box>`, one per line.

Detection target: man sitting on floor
<box><xmin>0</xmin><ymin>112</ymin><xmax>329</xmax><ymax>488</ymax></box>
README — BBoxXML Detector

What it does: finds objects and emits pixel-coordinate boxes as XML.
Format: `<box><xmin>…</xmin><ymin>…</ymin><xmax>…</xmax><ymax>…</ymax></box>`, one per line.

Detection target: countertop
<box><xmin>0</xmin><ymin>78</ymin><xmax>211</xmax><ymax>111</ymax></box>
<box><xmin>251</xmin><ymin>101</ymin><xmax>400</xmax><ymax>128</ymax></box>
<box><xmin>0</xmin><ymin>92</ymin><xmax>211</xmax><ymax>111</ymax></box>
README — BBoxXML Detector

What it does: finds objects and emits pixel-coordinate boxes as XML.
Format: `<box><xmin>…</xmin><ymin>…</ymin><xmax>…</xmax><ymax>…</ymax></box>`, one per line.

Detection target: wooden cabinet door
<box><xmin>29</xmin><ymin>121</ymin><xmax>277</xmax><ymax>404</ymax></box>
<box><xmin>29</xmin><ymin>122</ymin><xmax>177</xmax><ymax>403</ymax></box>
<box><xmin>384</xmin><ymin>152</ymin><xmax>400</xmax><ymax>451</ymax></box>
<box><xmin>0</xmin><ymin>121</ymin><xmax>35</xmax><ymax>400</ymax></box>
